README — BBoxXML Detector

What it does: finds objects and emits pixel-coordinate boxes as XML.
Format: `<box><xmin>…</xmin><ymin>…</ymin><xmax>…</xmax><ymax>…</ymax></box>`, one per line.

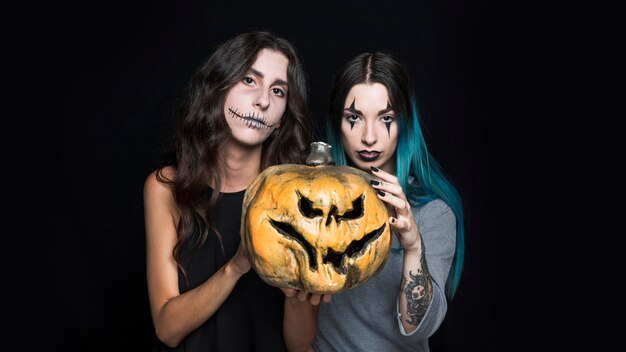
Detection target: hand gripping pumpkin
<box><xmin>241</xmin><ymin>142</ymin><xmax>391</xmax><ymax>294</ymax></box>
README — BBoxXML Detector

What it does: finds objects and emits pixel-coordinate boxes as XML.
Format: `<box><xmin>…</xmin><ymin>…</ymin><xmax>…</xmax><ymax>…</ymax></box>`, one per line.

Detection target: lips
<box><xmin>227</xmin><ymin>107</ymin><xmax>275</xmax><ymax>130</ymax></box>
<box><xmin>357</xmin><ymin>150</ymin><xmax>381</xmax><ymax>162</ymax></box>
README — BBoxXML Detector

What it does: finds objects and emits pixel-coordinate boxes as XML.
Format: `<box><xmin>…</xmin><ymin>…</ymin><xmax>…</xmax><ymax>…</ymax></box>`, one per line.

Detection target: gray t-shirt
<box><xmin>313</xmin><ymin>199</ymin><xmax>456</xmax><ymax>352</ymax></box>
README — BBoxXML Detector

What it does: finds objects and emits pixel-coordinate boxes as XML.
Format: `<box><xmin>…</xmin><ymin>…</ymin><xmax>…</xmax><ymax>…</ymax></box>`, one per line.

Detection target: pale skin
<box><xmin>284</xmin><ymin>83</ymin><xmax>433</xmax><ymax>351</ymax></box>
<box><xmin>145</xmin><ymin>49</ymin><xmax>288</xmax><ymax>348</ymax></box>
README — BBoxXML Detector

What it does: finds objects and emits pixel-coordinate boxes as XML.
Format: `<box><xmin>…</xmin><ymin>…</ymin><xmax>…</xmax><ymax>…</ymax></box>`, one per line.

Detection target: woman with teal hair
<box><xmin>283</xmin><ymin>51</ymin><xmax>464</xmax><ymax>351</ymax></box>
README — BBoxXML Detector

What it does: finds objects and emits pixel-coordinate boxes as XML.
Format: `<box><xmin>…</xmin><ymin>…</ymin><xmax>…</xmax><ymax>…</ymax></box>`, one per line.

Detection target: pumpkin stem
<box><xmin>305</xmin><ymin>141</ymin><xmax>335</xmax><ymax>166</ymax></box>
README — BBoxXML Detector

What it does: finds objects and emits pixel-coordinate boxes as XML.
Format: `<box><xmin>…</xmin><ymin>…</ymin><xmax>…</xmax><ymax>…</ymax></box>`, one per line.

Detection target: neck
<box><xmin>219</xmin><ymin>139</ymin><xmax>263</xmax><ymax>192</ymax></box>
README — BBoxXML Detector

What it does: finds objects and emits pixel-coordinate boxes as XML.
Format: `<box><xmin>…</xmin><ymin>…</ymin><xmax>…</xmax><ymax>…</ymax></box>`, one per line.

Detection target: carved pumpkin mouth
<box><xmin>269</xmin><ymin>219</ymin><xmax>387</xmax><ymax>275</ymax></box>
<box><xmin>322</xmin><ymin>223</ymin><xmax>386</xmax><ymax>274</ymax></box>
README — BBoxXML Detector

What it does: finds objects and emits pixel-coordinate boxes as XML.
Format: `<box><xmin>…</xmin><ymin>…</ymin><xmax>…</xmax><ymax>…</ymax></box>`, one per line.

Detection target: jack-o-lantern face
<box><xmin>241</xmin><ymin>164</ymin><xmax>391</xmax><ymax>294</ymax></box>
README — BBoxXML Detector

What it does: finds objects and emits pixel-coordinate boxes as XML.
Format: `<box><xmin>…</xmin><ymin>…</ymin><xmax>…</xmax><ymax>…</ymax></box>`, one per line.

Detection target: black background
<box><xmin>58</xmin><ymin>0</ymin><xmax>501</xmax><ymax>350</ymax></box>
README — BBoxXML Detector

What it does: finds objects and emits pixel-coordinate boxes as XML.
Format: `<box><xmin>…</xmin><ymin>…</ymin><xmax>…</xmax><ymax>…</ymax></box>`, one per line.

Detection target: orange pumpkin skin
<box><xmin>241</xmin><ymin>164</ymin><xmax>391</xmax><ymax>294</ymax></box>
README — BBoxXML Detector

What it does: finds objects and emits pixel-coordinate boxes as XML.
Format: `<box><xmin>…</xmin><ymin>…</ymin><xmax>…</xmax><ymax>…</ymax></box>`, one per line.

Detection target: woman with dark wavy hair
<box><xmin>284</xmin><ymin>52</ymin><xmax>464</xmax><ymax>352</ymax></box>
<box><xmin>144</xmin><ymin>31</ymin><xmax>312</xmax><ymax>351</ymax></box>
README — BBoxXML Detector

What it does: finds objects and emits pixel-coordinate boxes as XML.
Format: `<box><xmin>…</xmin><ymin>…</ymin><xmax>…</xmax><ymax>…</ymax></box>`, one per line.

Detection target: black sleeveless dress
<box><xmin>153</xmin><ymin>188</ymin><xmax>286</xmax><ymax>352</ymax></box>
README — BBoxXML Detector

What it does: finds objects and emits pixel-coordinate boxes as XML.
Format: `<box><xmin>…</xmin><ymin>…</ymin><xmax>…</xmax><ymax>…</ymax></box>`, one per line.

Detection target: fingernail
<box><xmin>370</xmin><ymin>166</ymin><xmax>379</xmax><ymax>172</ymax></box>
<box><xmin>377</xmin><ymin>190</ymin><xmax>385</xmax><ymax>196</ymax></box>
<box><xmin>370</xmin><ymin>180</ymin><xmax>379</xmax><ymax>186</ymax></box>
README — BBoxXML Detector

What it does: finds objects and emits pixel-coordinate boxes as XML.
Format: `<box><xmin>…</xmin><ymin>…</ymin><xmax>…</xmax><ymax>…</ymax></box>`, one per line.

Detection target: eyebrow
<box><xmin>344</xmin><ymin>106</ymin><xmax>362</xmax><ymax>115</ymax></box>
<box><xmin>249</xmin><ymin>67</ymin><xmax>289</xmax><ymax>88</ymax></box>
<box><xmin>377</xmin><ymin>104</ymin><xmax>394</xmax><ymax>115</ymax></box>
<box><xmin>344</xmin><ymin>103</ymin><xmax>394</xmax><ymax>116</ymax></box>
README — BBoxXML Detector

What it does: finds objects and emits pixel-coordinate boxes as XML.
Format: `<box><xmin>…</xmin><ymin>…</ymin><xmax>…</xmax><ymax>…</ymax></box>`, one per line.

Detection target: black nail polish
<box><xmin>377</xmin><ymin>190</ymin><xmax>385</xmax><ymax>196</ymax></box>
<box><xmin>370</xmin><ymin>166</ymin><xmax>379</xmax><ymax>172</ymax></box>
<box><xmin>370</xmin><ymin>180</ymin><xmax>379</xmax><ymax>186</ymax></box>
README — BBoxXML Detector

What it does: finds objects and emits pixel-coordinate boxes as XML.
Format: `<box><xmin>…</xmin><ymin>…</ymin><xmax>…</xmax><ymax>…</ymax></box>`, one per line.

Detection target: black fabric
<box><xmin>153</xmin><ymin>188</ymin><xmax>286</xmax><ymax>352</ymax></box>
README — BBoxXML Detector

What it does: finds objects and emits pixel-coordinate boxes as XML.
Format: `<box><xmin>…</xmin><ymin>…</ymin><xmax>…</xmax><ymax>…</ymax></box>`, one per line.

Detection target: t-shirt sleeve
<box><xmin>395</xmin><ymin>199</ymin><xmax>456</xmax><ymax>338</ymax></box>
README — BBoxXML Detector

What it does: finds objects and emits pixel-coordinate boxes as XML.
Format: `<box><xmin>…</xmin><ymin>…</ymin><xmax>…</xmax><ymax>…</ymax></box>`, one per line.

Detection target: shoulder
<box><xmin>144</xmin><ymin>166</ymin><xmax>179</xmax><ymax>220</ymax></box>
<box><xmin>414</xmin><ymin>199</ymin><xmax>455</xmax><ymax>226</ymax></box>
<box><xmin>413</xmin><ymin>199</ymin><xmax>457</xmax><ymax>254</ymax></box>
<box><xmin>144</xmin><ymin>166</ymin><xmax>176</xmax><ymax>199</ymax></box>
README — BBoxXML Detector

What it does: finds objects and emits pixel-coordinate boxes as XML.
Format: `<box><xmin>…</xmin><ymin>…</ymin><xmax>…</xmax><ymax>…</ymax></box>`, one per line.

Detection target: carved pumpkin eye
<box><xmin>297</xmin><ymin>192</ymin><xmax>323</xmax><ymax>218</ymax></box>
<box><xmin>326</xmin><ymin>195</ymin><xmax>364</xmax><ymax>226</ymax></box>
<box><xmin>340</xmin><ymin>195</ymin><xmax>363</xmax><ymax>220</ymax></box>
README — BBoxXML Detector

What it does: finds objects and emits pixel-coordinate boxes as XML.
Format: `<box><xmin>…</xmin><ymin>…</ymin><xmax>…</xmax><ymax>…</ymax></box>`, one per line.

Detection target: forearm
<box><xmin>398</xmin><ymin>237</ymin><xmax>433</xmax><ymax>334</ymax></box>
<box><xmin>153</xmin><ymin>260</ymin><xmax>245</xmax><ymax>347</ymax></box>
<box><xmin>283</xmin><ymin>297</ymin><xmax>318</xmax><ymax>352</ymax></box>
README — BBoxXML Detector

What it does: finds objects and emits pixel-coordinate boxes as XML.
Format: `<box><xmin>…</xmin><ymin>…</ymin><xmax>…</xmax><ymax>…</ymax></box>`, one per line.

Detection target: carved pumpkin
<box><xmin>241</xmin><ymin>142</ymin><xmax>391</xmax><ymax>294</ymax></box>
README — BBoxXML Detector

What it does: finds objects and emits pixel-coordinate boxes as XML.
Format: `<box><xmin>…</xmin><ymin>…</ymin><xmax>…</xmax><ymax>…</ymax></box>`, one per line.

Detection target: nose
<box><xmin>361</xmin><ymin>122</ymin><xmax>377</xmax><ymax>146</ymax></box>
<box><xmin>254</xmin><ymin>89</ymin><xmax>270</xmax><ymax>110</ymax></box>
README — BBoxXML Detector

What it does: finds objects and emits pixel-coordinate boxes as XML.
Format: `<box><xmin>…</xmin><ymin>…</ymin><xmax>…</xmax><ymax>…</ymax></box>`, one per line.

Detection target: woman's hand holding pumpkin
<box><xmin>228</xmin><ymin>244</ymin><xmax>251</xmax><ymax>276</ymax></box>
<box><xmin>282</xmin><ymin>288</ymin><xmax>333</xmax><ymax>305</ymax></box>
<box><xmin>370</xmin><ymin>167</ymin><xmax>421</xmax><ymax>253</ymax></box>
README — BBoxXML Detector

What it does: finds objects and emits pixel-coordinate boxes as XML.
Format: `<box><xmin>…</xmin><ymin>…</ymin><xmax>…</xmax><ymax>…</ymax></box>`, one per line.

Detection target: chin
<box><xmin>232</xmin><ymin>131</ymin><xmax>272</xmax><ymax>147</ymax></box>
<box><xmin>351</xmin><ymin>160</ymin><xmax>372</xmax><ymax>173</ymax></box>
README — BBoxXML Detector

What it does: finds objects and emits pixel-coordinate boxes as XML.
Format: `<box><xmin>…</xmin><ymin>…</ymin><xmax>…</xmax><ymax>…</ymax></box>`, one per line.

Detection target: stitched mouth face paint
<box><xmin>227</xmin><ymin>107</ymin><xmax>277</xmax><ymax>131</ymax></box>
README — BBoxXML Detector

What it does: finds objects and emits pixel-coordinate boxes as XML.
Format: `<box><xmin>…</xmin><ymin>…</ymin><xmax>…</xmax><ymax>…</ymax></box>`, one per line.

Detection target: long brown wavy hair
<box><xmin>156</xmin><ymin>31</ymin><xmax>312</xmax><ymax>271</ymax></box>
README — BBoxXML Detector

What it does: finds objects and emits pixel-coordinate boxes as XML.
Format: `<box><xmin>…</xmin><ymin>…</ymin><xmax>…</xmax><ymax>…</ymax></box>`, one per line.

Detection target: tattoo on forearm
<box><xmin>402</xmin><ymin>254</ymin><xmax>433</xmax><ymax>326</ymax></box>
